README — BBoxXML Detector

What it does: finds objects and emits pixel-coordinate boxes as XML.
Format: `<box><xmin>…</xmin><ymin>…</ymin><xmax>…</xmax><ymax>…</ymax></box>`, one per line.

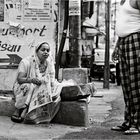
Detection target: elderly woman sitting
<box><xmin>11</xmin><ymin>42</ymin><xmax>60</xmax><ymax>124</ymax></box>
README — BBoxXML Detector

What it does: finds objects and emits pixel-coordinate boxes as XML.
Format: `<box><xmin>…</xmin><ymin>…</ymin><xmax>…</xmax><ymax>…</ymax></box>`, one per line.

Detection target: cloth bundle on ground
<box><xmin>60</xmin><ymin>82</ymin><xmax>96</xmax><ymax>101</ymax></box>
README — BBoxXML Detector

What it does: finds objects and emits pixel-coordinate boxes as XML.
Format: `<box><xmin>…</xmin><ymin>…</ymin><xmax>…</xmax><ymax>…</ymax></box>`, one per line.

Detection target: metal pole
<box><xmin>95</xmin><ymin>1</ymin><xmax>99</xmax><ymax>48</ymax></box>
<box><xmin>55</xmin><ymin>0</ymin><xmax>69</xmax><ymax>79</ymax></box>
<box><xmin>114</xmin><ymin>0</ymin><xmax>117</xmax><ymax>43</ymax></box>
<box><xmin>103</xmin><ymin>0</ymin><xmax>110</xmax><ymax>89</ymax></box>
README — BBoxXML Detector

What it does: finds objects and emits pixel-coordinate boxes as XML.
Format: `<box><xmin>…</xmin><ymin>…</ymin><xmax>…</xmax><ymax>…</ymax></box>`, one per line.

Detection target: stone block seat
<box><xmin>52</xmin><ymin>85</ymin><xmax>90</xmax><ymax>126</ymax></box>
<box><xmin>52</xmin><ymin>100</ymin><xmax>88</xmax><ymax>126</ymax></box>
<box><xmin>0</xmin><ymin>90</ymin><xmax>15</xmax><ymax>117</ymax></box>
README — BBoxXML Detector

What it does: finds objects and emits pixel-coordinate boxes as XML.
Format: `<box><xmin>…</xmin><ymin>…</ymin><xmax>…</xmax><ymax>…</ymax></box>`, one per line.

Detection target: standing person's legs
<box><xmin>124</xmin><ymin>34</ymin><xmax>140</xmax><ymax>134</ymax></box>
<box><xmin>117</xmin><ymin>33</ymin><xmax>140</xmax><ymax>134</ymax></box>
<box><xmin>111</xmin><ymin>39</ymin><xmax>131</xmax><ymax>131</ymax></box>
<box><xmin>119</xmin><ymin>54</ymin><xmax>131</xmax><ymax>128</ymax></box>
<box><xmin>111</xmin><ymin>33</ymin><xmax>140</xmax><ymax>134</ymax></box>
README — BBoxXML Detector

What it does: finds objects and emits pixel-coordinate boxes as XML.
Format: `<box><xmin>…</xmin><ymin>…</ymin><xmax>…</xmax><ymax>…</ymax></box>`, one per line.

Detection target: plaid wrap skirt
<box><xmin>118</xmin><ymin>32</ymin><xmax>140</xmax><ymax>127</ymax></box>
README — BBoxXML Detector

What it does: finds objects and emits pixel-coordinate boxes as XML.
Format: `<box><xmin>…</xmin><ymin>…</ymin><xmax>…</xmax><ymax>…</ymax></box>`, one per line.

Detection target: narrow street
<box><xmin>1</xmin><ymin>0</ymin><xmax>140</xmax><ymax>139</ymax></box>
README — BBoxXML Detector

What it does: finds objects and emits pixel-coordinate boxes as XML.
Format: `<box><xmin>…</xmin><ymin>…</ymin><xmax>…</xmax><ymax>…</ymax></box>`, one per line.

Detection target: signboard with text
<box><xmin>0</xmin><ymin>0</ymin><xmax>58</xmax><ymax>64</ymax></box>
<box><xmin>69</xmin><ymin>0</ymin><xmax>81</xmax><ymax>16</ymax></box>
<box><xmin>23</xmin><ymin>0</ymin><xmax>52</xmax><ymax>22</ymax></box>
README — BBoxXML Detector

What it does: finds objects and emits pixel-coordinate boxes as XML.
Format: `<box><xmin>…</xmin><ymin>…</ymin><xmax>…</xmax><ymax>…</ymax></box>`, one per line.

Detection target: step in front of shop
<box><xmin>0</xmin><ymin>94</ymin><xmax>89</xmax><ymax>127</ymax></box>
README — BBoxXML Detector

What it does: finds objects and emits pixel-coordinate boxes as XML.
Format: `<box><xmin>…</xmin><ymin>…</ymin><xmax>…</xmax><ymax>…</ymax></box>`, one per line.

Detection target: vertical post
<box><xmin>103</xmin><ymin>0</ymin><xmax>110</xmax><ymax>89</ymax></box>
<box><xmin>69</xmin><ymin>0</ymin><xmax>81</xmax><ymax>67</ymax></box>
<box><xmin>95</xmin><ymin>1</ymin><xmax>99</xmax><ymax>48</ymax></box>
<box><xmin>114</xmin><ymin>0</ymin><xmax>117</xmax><ymax>43</ymax></box>
<box><xmin>55</xmin><ymin>0</ymin><xmax>69</xmax><ymax>79</ymax></box>
<box><xmin>89</xmin><ymin>1</ymin><xmax>94</xmax><ymax>18</ymax></box>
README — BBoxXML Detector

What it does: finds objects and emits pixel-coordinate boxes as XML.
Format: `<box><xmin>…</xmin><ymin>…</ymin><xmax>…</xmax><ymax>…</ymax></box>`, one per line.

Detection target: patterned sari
<box><xmin>13</xmin><ymin>50</ymin><xmax>61</xmax><ymax>124</ymax></box>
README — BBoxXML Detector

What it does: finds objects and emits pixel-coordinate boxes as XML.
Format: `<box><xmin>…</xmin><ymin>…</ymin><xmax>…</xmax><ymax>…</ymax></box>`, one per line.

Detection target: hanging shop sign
<box><xmin>23</xmin><ymin>0</ymin><xmax>52</xmax><ymax>21</ymax></box>
<box><xmin>69</xmin><ymin>0</ymin><xmax>81</xmax><ymax>16</ymax></box>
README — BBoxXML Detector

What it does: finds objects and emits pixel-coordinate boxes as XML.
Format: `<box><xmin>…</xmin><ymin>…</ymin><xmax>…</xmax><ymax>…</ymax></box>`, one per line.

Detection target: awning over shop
<box><xmin>82</xmin><ymin>13</ymin><xmax>105</xmax><ymax>36</ymax></box>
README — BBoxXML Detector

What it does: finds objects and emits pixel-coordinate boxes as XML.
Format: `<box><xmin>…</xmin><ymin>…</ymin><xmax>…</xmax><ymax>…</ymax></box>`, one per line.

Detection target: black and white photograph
<box><xmin>0</xmin><ymin>0</ymin><xmax>140</xmax><ymax>139</ymax></box>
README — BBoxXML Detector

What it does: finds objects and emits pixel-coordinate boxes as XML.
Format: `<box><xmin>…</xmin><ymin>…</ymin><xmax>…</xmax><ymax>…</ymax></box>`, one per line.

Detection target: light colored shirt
<box><xmin>116</xmin><ymin>0</ymin><xmax>140</xmax><ymax>37</ymax></box>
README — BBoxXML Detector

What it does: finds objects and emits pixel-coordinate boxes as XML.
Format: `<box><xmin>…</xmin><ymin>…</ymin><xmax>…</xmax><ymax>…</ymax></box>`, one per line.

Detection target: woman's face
<box><xmin>37</xmin><ymin>43</ymin><xmax>50</xmax><ymax>61</ymax></box>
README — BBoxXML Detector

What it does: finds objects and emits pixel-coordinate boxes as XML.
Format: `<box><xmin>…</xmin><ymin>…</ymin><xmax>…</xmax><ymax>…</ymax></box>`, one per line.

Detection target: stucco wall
<box><xmin>0</xmin><ymin>69</ymin><xmax>17</xmax><ymax>90</ymax></box>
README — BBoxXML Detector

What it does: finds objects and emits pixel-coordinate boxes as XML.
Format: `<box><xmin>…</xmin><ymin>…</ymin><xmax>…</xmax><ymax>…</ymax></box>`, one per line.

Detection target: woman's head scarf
<box><xmin>34</xmin><ymin>41</ymin><xmax>54</xmax><ymax>65</ymax></box>
<box><xmin>35</xmin><ymin>42</ymin><xmax>50</xmax><ymax>53</ymax></box>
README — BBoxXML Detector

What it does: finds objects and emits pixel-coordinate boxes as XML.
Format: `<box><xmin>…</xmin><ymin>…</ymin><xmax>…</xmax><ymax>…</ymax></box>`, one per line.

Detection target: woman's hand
<box><xmin>31</xmin><ymin>78</ymin><xmax>41</xmax><ymax>86</ymax></box>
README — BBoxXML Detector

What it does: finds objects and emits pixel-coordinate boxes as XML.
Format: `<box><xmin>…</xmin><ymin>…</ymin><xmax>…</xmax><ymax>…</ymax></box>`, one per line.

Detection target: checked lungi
<box><xmin>118</xmin><ymin>32</ymin><xmax>140</xmax><ymax>127</ymax></box>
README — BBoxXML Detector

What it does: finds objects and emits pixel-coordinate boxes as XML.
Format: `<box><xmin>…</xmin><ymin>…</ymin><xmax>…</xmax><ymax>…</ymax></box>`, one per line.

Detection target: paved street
<box><xmin>0</xmin><ymin>81</ymin><xmax>139</xmax><ymax>140</ymax></box>
<box><xmin>58</xmin><ymin>82</ymin><xmax>140</xmax><ymax>140</ymax></box>
<box><xmin>89</xmin><ymin>81</ymin><xmax>123</xmax><ymax>124</ymax></box>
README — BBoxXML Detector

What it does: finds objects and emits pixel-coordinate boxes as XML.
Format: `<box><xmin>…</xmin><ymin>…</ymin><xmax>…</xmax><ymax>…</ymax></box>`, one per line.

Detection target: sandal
<box><xmin>111</xmin><ymin>124</ymin><xmax>129</xmax><ymax>131</ymax></box>
<box><xmin>11</xmin><ymin>115</ymin><xmax>24</xmax><ymax>123</ymax></box>
<box><xmin>11</xmin><ymin>105</ymin><xmax>28</xmax><ymax>123</ymax></box>
<box><xmin>124</xmin><ymin>127</ymin><xmax>139</xmax><ymax>135</ymax></box>
<box><xmin>11</xmin><ymin>108</ymin><xmax>24</xmax><ymax>123</ymax></box>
